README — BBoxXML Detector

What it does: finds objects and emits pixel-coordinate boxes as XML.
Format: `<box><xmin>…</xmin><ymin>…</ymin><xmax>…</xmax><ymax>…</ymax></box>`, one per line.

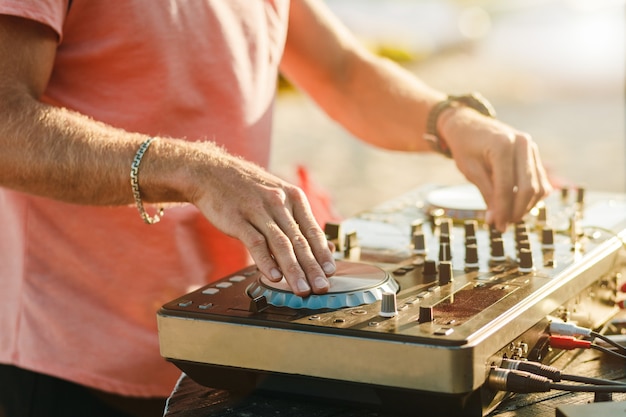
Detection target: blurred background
<box><xmin>270</xmin><ymin>0</ymin><xmax>625</xmax><ymax>218</ymax></box>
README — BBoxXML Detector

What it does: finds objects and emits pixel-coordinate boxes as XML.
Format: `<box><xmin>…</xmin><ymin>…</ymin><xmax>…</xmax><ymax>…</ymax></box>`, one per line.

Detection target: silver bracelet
<box><xmin>130</xmin><ymin>137</ymin><xmax>164</xmax><ymax>224</ymax></box>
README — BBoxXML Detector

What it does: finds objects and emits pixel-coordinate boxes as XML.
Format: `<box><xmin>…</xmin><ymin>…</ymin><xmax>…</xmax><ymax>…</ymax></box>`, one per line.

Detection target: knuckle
<box><xmin>291</xmin><ymin>233</ymin><xmax>310</xmax><ymax>251</ymax></box>
<box><xmin>517</xmin><ymin>183</ymin><xmax>538</xmax><ymax>201</ymax></box>
<box><xmin>487</xmin><ymin>133</ymin><xmax>515</xmax><ymax>155</ymax></box>
<box><xmin>285</xmin><ymin>185</ymin><xmax>308</xmax><ymax>205</ymax></box>
<box><xmin>272</xmin><ymin>233</ymin><xmax>293</xmax><ymax>252</ymax></box>
<box><xmin>264</xmin><ymin>188</ymin><xmax>288</xmax><ymax>208</ymax></box>
<box><xmin>302</xmin><ymin>224</ymin><xmax>325</xmax><ymax>239</ymax></box>
<box><xmin>245</xmin><ymin>232</ymin><xmax>268</xmax><ymax>251</ymax></box>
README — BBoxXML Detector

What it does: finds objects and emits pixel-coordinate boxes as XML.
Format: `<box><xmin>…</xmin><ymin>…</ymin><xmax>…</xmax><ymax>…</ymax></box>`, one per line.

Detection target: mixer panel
<box><xmin>158</xmin><ymin>184</ymin><xmax>626</xmax><ymax>416</ymax></box>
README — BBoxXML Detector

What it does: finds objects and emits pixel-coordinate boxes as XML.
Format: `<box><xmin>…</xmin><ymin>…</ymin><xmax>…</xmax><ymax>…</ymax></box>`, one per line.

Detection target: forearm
<box><xmin>280</xmin><ymin>0</ymin><xmax>445</xmax><ymax>152</ymax></box>
<box><xmin>0</xmin><ymin>94</ymin><xmax>198</xmax><ymax>207</ymax></box>
<box><xmin>315</xmin><ymin>51</ymin><xmax>445</xmax><ymax>152</ymax></box>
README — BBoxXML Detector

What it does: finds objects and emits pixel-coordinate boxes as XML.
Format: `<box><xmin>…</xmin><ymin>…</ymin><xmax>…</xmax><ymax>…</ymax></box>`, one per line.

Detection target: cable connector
<box><xmin>549</xmin><ymin>321</ymin><xmax>592</xmax><ymax>337</ymax></box>
<box><xmin>488</xmin><ymin>367</ymin><xmax>551</xmax><ymax>393</ymax></box>
<box><xmin>500</xmin><ymin>358</ymin><xmax>562</xmax><ymax>381</ymax></box>
<box><xmin>549</xmin><ymin>335</ymin><xmax>591</xmax><ymax>350</ymax></box>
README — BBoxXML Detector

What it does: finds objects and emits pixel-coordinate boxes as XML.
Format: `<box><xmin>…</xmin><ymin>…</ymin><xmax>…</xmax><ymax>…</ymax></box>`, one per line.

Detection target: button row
<box><xmin>176</xmin><ymin>274</ymin><xmax>248</xmax><ymax>309</ymax></box>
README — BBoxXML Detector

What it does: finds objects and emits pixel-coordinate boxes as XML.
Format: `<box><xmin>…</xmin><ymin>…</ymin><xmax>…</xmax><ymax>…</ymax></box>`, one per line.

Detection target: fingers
<box><xmin>241</xmin><ymin>186</ymin><xmax>335</xmax><ymax>298</ymax></box>
<box><xmin>485</xmin><ymin>133</ymin><xmax>516</xmax><ymax>231</ymax></box>
<box><xmin>188</xmin><ymin>146</ymin><xmax>335</xmax><ymax>298</ymax></box>
<box><xmin>485</xmin><ymin>131</ymin><xmax>552</xmax><ymax>231</ymax></box>
<box><xmin>509</xmin><ymin>133</ymin><xmax>553</xmax><ymax>222</ymax></box>
<box><xmin>450</xmin><ymin>115</ymin><xmax>553</xmax><ymax>232</ymax></box>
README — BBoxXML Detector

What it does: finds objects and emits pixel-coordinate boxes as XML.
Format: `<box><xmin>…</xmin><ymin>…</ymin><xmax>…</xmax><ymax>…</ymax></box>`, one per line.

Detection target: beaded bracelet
<box><xmin>130</xmin><ymin>137</ymin><xmax>164</xmax><ymax>224</ymax></box>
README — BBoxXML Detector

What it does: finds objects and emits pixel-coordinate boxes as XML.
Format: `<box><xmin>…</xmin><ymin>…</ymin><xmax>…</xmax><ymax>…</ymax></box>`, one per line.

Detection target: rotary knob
<box><xmin>518</xmin><ymin>248</ymin><xmax>534</xmax><ymax>273</ymax></box>
<box><xmin>517</xmin><ymin>240</ymin><xmax>531</xmax><ymax>252</ymax></box>
<box><xmin>515</xmin><ymin>223</ymin><xmax>529</xmax><ymax>242</ymax></box>
<box><xmin>412</xmin><ymin>231</ymin><xmax>427</xmax><ymax>255</ymax></box>
<box><xmin>423</xmin><ymin>259</ymin><xmax>438</xmax><ymax>283</ymax></box>
<box><xmin>465</xmin><ymin>244</ymin><xmax>479</xmax><ymax>271</ymax></box>
<box><xmin>490</xmin><ymin>237</ymin><xmax>506</xmax><ymax>263</ymax></box>
<box><xmin>576</xmin><ymin>186</ymin><xmax>586</xmax><ymax>207</ymax></box>
<box><xmin>438</xmin><ymin>261</ymin><xmax>453</xmax><ymax>285</ymax></box>
<box><xmin>542</xmin><ymin>227</ymin><xmax>555</xmax><ymax>249</ymax></box>
<box><xmin>490</xmin><ymin>226</ymin><xmax>502</xmax><ymax>240</ymax></box>
<box><xmin>464</xmin><ymin>220</ymin><xmax>477</xmax><ymax>245</ymax></box>
<box><xmin>379</xmin><ymin>292</ymin><xmax>398</xmax><ymax>318</ymax></box>
<box><xmin>418</xmin><ymin>305</ymin><xmax>434</xmax><ymax>323</ymax></box>
<box><xmin>439</xmin><ymin>217</ymin><xmax>452</xmax><ymax>235</ymax></box>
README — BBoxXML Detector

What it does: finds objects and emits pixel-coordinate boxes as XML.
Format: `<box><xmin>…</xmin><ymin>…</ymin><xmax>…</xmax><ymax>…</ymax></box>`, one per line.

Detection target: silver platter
<box><xmin>425</xmin><ymin>183</ymin><xmax>487</xmax><ymax>222</ymax></box>
<box><xmin>246</xmin><ymin>261</ymin><xmax>399</xmax><ymax>309</ymax></box>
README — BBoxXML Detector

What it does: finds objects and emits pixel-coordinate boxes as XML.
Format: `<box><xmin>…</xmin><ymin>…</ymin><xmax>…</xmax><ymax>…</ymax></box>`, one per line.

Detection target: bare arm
<box><xmin>279</xmin><ymin>0</ymin><xmax>442</xmax><ymax>152</ymax></box>
<box><xmin>0</xmin><ymin>15</ymin><xmax>335</xmax><ymax>297</ymax></box>
<box><xmin>0</xmin><ymin>16</ymin><xmax>149</xmax><ymax>205</ymax></box>
<box><xmin>280</xmin><ymin>0</ymin><xmax>552</xmax><ymax>230</ymax></box>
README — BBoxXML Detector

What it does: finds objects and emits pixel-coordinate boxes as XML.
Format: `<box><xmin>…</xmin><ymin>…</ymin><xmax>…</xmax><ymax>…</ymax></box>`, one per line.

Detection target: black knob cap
<box><xmin>423</xmin><ymin>259</ymin><xmax>438</xmax><ymax>282</ymax></box>
<box><xmin>412</xmin><ymin>231</ymin><xmax>427</xmax><ymax>254</ymax></box>
<box><xmin>438</xmin><ymin>261</ymin><xmax>453</xmax><ymax>285</ymax></box>
<box><xmin>490</xmin><ymin>237</ymin><xmax>506</xmax><ymax>262</ymax></box>
<box><xmin>517</xmin><ymin>239</ymin><xmax>531</xmax><ymax>252</ymax></box>
<box><xmin>515</xmin><ymin>223</ymin><xmax>528</xmax><ymax>241</ymax></box>
<box><xmin>465</xmin><ymin>244</ymin><xmax>479</xmax><ymax>270</ymax></box>
<box><xmin>518</xmin><ymin>248</ymin><xmax>534</xmax><ymax>273</ymax></box>
<box><xmin>542</xmin><ymin>228</ymin><xmax>555</xmax><ymax>248</ymax></box>
<box><xmin>419</xmin><ymin>306</ymin><xmax>434</xmax><ymax>323</ymax></box>
<box><xmin>464</xmin><ymin>220</ymin><xmax>477</xmax><ymax>239</ymax></box>
<box><xmin>576</xmin><ymin>186</ymin><xmax>585</xmax><ymax>205</ymax></box>
<box><xmin>439</xmin><ymin>217</ymin><xmax>452</xmax><ymax>235</ymax></box>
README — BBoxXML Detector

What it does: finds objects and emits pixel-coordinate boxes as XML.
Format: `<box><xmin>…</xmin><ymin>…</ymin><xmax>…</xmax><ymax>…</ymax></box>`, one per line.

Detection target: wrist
<box><xmin>424</xmin><ymin>92</ymin><xmax>496</xmax><ymax>158</ymax></box>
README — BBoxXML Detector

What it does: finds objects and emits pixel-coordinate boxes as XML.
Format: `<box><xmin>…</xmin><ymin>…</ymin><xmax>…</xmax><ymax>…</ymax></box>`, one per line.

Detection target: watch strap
<box><xmin>424</xmin><ymin>93</ymin><xmax>496</xmax><ymax>158</ymax></box>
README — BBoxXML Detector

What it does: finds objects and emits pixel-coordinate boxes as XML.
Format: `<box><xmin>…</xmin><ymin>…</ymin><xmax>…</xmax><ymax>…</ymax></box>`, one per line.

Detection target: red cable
<box><xmin>549</xmin><ymin>335</ymin><xmax>591</xmax><ymax>350</ymax></box>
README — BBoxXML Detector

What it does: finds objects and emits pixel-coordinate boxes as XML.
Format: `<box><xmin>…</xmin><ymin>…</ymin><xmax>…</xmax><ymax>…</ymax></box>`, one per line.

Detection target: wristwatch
<box><xmin>424</xmin><ymin>92</ymin><xmax>496</xmax><ymax>158</ymax></box>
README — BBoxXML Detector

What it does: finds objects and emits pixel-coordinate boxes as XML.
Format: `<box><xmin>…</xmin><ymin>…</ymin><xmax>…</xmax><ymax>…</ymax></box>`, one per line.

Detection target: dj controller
<box><xmin>157</xmin><ymin>184</ymin><xmax>626</xmax><ymax>416</ymax></box>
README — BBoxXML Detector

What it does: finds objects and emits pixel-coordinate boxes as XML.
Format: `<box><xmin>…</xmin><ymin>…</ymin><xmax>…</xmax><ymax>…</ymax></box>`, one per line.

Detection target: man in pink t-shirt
<box><xmin>0</xmin><ymin>0</ymin><xmax>552</xmax><ymax>416</ymax></box>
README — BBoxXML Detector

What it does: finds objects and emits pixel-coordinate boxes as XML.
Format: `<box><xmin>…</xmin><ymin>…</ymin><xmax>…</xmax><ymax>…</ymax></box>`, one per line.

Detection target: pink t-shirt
<box><xmin>0</xmin><ymin>0</ymin><xmax>289</xmax><ymax>397</ymax></box>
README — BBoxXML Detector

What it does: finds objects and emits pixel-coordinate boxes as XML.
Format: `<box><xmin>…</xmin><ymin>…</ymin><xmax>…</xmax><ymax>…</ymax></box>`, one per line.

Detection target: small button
<box><xmin>216</xmin><ymin>282</ymin><xmax>233</xmax><ymax>289</ymax></box>
<box><xmin>229</xmin><ymin>275</ymin><xmax>246</xmax><ymax>283</ymax></box>
<box><xmin>198</xmin><ymin>302</ymin><xmax>213</xmax><ymax>310</ymax></box>
<box><xmin>202</xmin><ymin>288</ymin><xmax>219</xmax><ymax>295</ymax></box>
<box><xmin>178</xmin><ymin>300</ymin><xmax>193</xmax><ymax>307</ymax></box>
<box><xmin>434</xmin><ymin>327</ymin><xmax>454</xmax><ymax>336</ymax></box>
